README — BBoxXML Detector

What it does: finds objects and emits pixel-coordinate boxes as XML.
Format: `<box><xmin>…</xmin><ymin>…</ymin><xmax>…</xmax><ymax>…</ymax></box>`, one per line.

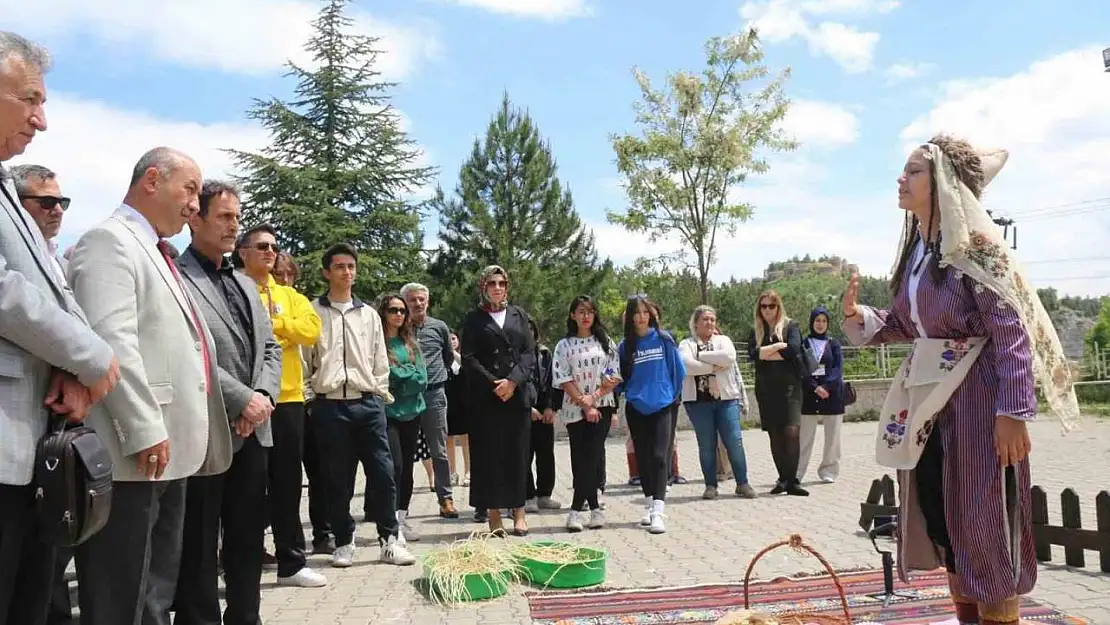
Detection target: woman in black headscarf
<box><xmin>797</xmin><ymin>306</ymin><xmax>845</xmax><ymax>484</ymax></box>
<box><xmin>459</xmin><ymin>265</ymin><xmax>537</xmax><ymax>536</ymax></box>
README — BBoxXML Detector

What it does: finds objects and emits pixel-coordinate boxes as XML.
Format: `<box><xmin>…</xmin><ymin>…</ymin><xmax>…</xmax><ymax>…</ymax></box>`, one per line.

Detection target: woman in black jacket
<box><xmin>798</xmin><ymin>306</ymin><xmax>845</xmax><ymax>484</ymax></box>
<box><xmin>460</xmin><ymin>265</ymin><xmax>536</xmax><ymax>536</ymax></box>
<box><xmin>746</xmin><ymin>289</ymin><xmax>808</xmax><ymax>496</ymax></box>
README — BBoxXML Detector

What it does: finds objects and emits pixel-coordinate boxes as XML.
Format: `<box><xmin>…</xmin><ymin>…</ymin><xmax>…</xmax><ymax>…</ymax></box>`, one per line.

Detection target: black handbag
<box><xmin>843</xmin><ymin>381</ymin><xmax>858</xmax><ymax>406</ymax></box>
<box><xmin>34</xmin><ymin>414</ymin><xmax>114</xmax><ymax>546</ymax></box>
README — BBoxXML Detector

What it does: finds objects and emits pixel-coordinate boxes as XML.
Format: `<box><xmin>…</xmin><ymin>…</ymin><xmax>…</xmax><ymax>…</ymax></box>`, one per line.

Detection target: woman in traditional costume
<box><xmin>841</xmin><ymin>134</ymin><xmax>1080</xmax><ymax>625</ymax></box>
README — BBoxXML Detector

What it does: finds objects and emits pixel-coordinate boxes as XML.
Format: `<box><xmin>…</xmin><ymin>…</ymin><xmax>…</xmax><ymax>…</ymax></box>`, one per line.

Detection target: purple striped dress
<box><xmin>857</xmin><ymin>264</ymin><xmax>1038</xmax><ymax>605</ymax></box>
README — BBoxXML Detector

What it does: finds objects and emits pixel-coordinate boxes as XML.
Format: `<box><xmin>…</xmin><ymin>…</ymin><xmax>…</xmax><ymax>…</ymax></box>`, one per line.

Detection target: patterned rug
<box><xmin>526</xmin><ymin>570</ymin><xmax>1087</xmax><ymax>624</ymax></box>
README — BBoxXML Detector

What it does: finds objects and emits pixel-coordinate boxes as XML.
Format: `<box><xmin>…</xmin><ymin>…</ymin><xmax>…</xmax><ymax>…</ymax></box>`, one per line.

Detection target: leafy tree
<box><xmin>228</xmin><ymin>0</ymin><xmax>434</xmax><ymax>298</ymax></box>
<box><xmin>428</xmin><ymin>93</ymin><xmax>611</xmax><ymax>339</ymax></box>
<box><xmin>607</xmin><ymin>29</ymin><xmax>796</xmax><ymax>304</ymax></box>
<box><xmin>1086</xmin><ymin>298</ymin><xmax>1110</xmax><ymax>353</ymax></box>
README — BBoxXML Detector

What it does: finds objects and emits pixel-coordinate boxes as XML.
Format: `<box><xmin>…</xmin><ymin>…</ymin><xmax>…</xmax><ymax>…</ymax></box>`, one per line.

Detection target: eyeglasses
<box><xmin>760</xmin><ymin>303</ymin><xmax>779</xmax><ymax>310</ymax></box>
<box><xmin>250</xmin><ymin>242</ymin><xmax>278</xmax><ymax>253</ymax></box>
<box><xmin>20</xmin><ymin>195</ymin><xmax>70</xmax><ymax>211</ymax></box>
<box><xmin>387</xmin><ymin>307</ymin><xmax>407</xmax><ymax>315</ymax></box>
<box><xmin>487</xmin><ymin>280</ymin><xmax>508</xmax><ymax>288</ymax></box>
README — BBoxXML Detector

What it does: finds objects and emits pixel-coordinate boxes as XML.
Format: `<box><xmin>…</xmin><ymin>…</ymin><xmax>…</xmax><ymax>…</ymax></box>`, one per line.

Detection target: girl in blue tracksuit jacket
<box><xmin>617</xmin><ymin>296</ymin><xmax>685</xmax><ymax>534</ymax></box>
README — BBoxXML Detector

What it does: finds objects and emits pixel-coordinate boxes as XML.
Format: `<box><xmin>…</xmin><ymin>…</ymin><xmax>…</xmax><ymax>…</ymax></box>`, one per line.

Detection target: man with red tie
<box><xmin>67</xmin><ymin>147</ymin><xmax>234</xmax><ymax>625</ymax></box>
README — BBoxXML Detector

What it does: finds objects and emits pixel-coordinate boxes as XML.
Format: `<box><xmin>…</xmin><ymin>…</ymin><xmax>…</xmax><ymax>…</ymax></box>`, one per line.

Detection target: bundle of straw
<box><xmin>510</xmin><ymin>542</ymin><xmax>594</xmax><ymax>565</ymax></box>
<box><xmin>421</xmin><ymin>532</ymin><xmax>523</xmax><ymax>605</ymax></box>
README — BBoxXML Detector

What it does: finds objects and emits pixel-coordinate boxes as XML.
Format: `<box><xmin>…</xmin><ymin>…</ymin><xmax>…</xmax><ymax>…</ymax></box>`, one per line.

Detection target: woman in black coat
<box><xmin>460</xmin><ymin>265</ymin><xmax>536</xmax><ymax>536</ymax></box>
<box><xmin>798</xmin><ymin>306</ymin><xmax>845</xmax><ymax>484</ymax></box>
<box><xmin>746</xmin><ymin>289</ymin><xmax>807</xmax><ymax>497</ymax></box>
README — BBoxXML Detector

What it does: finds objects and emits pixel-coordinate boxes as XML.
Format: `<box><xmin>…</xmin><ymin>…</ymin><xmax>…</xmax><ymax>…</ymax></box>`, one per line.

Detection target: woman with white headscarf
<box><xmin>841</xmin><ymin>134</ymin><xmax>1080</xmax><ymax>625</ymax></box>
<box><xmin>459</xmin><ymin>265</ymin><xmax>537</xmax><ymax>536</ymax></box>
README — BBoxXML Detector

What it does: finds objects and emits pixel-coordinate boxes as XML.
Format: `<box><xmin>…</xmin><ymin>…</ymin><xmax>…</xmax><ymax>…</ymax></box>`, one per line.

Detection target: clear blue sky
<box><xmin>6</xmin><ymin>0</ymin><xmax>1109</xmax><ymax>295</ymax></box>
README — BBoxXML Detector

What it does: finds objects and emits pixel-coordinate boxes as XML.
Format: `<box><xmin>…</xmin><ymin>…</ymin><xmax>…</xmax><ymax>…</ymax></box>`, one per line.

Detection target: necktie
<box><xmin>157</xmin><ymin>240</ymin><xmax>211</xmax><ymax>395</ymax></box>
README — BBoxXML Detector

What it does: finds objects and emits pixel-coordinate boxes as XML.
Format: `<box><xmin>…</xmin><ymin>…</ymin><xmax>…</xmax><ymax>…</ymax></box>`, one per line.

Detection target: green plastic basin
<box><xmin>517</xmin><ymin>541</ymin><xmax>607</xmax><ymax>589</ymax></box>
<box><xmin>426</xmin><ymin>568</ymin><xmax>510</xmax><ymax>602</ymax></box>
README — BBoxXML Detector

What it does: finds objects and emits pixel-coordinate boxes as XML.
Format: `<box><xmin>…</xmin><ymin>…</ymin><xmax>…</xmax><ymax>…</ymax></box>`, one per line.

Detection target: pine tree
<box><xmin>228</xmin><ymin>0</ymin><xmax>434</xmax><ymax>297</ymax></box>
<box><xmin>428</xmin><ymin>93</ymin><xmax>611</xmax><ymax>338</ymax></box>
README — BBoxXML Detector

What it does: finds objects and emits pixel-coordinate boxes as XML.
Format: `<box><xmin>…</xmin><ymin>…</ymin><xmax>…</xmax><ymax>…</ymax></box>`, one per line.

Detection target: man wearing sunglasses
<box><xmin>10</xmin><ymin>164</ymin><xmax>68</xmax><ymax>282</ymax></box>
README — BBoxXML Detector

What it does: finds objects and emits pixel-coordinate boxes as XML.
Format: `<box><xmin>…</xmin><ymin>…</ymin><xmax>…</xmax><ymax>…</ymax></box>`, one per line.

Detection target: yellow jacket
<box><xmin>255</xmin><ymin>275</ymin><xmax>321</xmax><ymax>403</ymax></box>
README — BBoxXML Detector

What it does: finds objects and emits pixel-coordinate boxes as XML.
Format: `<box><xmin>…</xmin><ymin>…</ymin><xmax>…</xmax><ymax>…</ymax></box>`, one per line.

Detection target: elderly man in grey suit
<box><xmin>0</xmin><ymin>32</ymin><xmax>120</xmax><ymax>625</ymax></box>
<box><xmin>68</xmin><ymin>147</ymin><xmax>234</xmax><ymax>625</ymax></box>
<box><xmin>173</xmin><ymin>180</ymin><xmax>282</xmax><ymax>625</ymax></box>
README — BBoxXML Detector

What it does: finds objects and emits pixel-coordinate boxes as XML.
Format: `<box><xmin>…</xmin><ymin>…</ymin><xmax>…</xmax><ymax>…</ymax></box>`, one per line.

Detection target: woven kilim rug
<box><xmin>526</xmin><ymin>570</ymin><xmax>1087</xmax><ymax>624</ymax></box>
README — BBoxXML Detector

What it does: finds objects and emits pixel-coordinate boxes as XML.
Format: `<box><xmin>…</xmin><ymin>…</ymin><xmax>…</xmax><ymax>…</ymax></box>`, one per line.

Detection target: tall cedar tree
<box><xmin>608</xmin><ymin>29</ymin><xmax>796</xmax><ymax>304</ymax></box>
<box><xmin>228</xmin><ymin>0</ymin><xmax>433</xmax><ymax>298</ymax></box>
<box><xmin>429</xmin><ymin>94</ymin><xmax>611</xmax><ymax>338</ymax></box>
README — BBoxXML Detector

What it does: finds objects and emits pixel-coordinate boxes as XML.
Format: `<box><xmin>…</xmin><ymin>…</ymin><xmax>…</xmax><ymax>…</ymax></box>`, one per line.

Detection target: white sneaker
<box><xmin>331</xmin><ymin>544</ymin><xmax>355</xmax><ymax>568</ymax></box>
<box><xmin>380</xmin><ymin>535</ymin><xmax>416</xmax><ymax>566</ymax></box>
<box><xmin>462</xmin><ymin>473</ymin><xmax>471</xmax><ymax>487</ymax></box>
<box><xmin>277</xmin><ymin>567</ymin><xmax>328</xmax><ymax>588</ymax></box>
<box><xmin>587</xmin><ymin>509</ymin><xmax>605</xmax><ymax>529</ymax></box>
<box><xmin>525</xmin><ymin>498</ymin><xmax>539</xmax><ymax>513</ymax></box>
<box><xmin>565</xmin><ymin>510</ymin><xmax>584</xmax><ymax>533</ymax></box>
<box><xmin>820</xmin><ymin>475</ymin><xmax>837</xmax><ymax>484</ymax></box>
<box><xmin>639</xmin><ymin>496</ymin><xmax>652</xmax><ymax>526</ymax></box>
<box><xmin>537</xmin><ymin>496</ymin><xmax>563</xmax><ymax>510</ymax></box>
<box><xmin>648</xmin><ymin>500</ymin><xmax>666</xmax><ymax>535</ymax></box>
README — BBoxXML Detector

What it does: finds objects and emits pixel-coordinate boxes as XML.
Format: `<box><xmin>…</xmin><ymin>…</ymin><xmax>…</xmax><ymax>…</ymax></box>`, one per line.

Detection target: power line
<box><xmin>1024</xmin><ymin>256</ymin><xmax>1110</xmax><ymax>265</ymax></box>
<box><xmin>1004</xmin><ymin>196</ymin><xmax>1110</xmax><ymax>218</ymax></box>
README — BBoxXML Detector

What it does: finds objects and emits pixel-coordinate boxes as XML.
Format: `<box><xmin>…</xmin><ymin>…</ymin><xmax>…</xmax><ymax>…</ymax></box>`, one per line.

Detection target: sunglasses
<box><xmin>487</xmin><ymin>280</ymin><xmax>508</xmax><ymax>288</ymax></box>
<box><xmin>21</xmin><ymin>195</ymin><xmax>70</xmax><ymax>211</ymax></box>
<box><xmin>760</xmin><ymin>303</ymin><xmax>779</xmax><ymax>310</ymax></box>
<box><xmin>387</xmin><ymin>307</ymin><xmax>407</xmax><ymax>315</ymax></box>
<box><xmin>249</xmin><ymin>242</ymin><xmax>279</xmax><ymax>253</ymax></box>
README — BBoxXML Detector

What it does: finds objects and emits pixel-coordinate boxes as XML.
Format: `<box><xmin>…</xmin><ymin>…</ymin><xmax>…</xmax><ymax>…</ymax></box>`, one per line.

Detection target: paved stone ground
<box><xmin>258</xmin><ymin>420</ymin><xmax>1110</xmax><ymax>624</ymax></box>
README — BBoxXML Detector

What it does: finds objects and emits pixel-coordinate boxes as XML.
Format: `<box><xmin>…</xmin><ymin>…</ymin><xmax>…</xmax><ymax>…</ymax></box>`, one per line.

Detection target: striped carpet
<box><xmin>527</xmin><ymin>570</ymin><xmax>1087</xmax><ymax>624</ymax></box>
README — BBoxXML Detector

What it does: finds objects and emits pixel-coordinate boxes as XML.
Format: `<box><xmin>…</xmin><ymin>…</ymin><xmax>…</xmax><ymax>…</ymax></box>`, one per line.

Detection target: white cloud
<box><xmin>884</xmin><ymin>61</ymin><xmax>937</xmax><ymax>84</ymax></box>
<box><xmin>8</xmin><ymin>94</ymin><xmax>267</xmax><ymax>251</ymax></box>
<box><xmin>781</xmin><ymin>99</ymin><xmax>860</xmax><ymax>148</ymax></box>
<box><xmin>901</xmin><ymin>46</ymin><xmax>1110</xmax><ymax>296</ymax></box>
<box><xmin>0</xmin><ymin>0</ymin><xmax>439</xmax><ymax>79</ymax></box>
<box><xmin>444</xmin><ymin>0</ymin><xmax>589</xmax><ymax>20</ymax></box>
<box><xmin>740</xmin><ymin>0</ymin><xmax>895</xmax><ymax>73</ymax></box>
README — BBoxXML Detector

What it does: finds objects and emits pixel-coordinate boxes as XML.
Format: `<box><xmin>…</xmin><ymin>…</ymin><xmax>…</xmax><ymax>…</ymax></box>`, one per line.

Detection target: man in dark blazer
<box><xmin>173</xmin><ymin>179</ymin><xmax>282</xmax><ymax>625</ymax></box>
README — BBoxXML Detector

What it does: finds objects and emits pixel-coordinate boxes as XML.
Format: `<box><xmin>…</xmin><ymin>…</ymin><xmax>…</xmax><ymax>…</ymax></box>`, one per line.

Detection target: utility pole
<box><xmin>987</xmin><ymin>210</ymin><xmax>1017</xmax><ymax>250</ymax></box>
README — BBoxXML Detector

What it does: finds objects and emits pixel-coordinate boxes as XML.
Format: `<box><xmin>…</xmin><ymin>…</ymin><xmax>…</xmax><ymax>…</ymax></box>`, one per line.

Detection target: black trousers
<box><xmin>666</xmin><ymin>404</ymin><xmax>679</xmax><ymax>478</ymax></box>
<box><xmin>313</xmin><ymin>395</ymin><xmax>398</xmax><ymax>545</ymax></box>
<box><xmin>526</xmin><ymin>421</ymin><xmax>556</xmax><ymax>500</ymax></box>
<box><xmin>0</xmin><ymin>484</ymin><xmax>57</xmax><ymax>625</ymax></box>
<box><xmin>626</xmin><ymin>404</ymin><xmax>673</xmax><ymax>501</ymax></box>
<box><xmin>76</xmin><ymin>479</ymin><xmax>186</xmax><ymax>625</ymax></box>
<box><xmin>915</xmin><ymin>429</ymin><xmax>957</xmax><ymax>572</ymax></box>
<box><xmin>566</xmin><ymin>407</ymin><xmax>616</xmax><ymax>510</ymax></box>
<box><xmin>174</xmin><ymin>437</ymin><xmax>268</xmax><ymax>625</ymax></box>
<box><xmin>268</xmin><ymin>402</ymin><xmax>308</xmax><ymax>577</ymax></box>
<box><xmin>303</xmin><ymin>404</ymin><xmax>331</xmax><ymax>543</ymax></box>
<box><xmin>47</xmin><ymin>548</ymin><xmax>73</xmax><ymax>624</ymax></box>
<box><xmin>386</xmin><ymin>418</ymin><xmax>421</xmax><ymax>511</ymax></box>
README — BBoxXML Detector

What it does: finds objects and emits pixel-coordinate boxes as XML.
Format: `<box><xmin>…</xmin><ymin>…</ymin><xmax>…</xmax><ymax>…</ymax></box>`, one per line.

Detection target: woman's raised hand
<box><xmin>842</xmin><ymin>273</ymin><xmax>860</xmax><ymax>318</ymax></box>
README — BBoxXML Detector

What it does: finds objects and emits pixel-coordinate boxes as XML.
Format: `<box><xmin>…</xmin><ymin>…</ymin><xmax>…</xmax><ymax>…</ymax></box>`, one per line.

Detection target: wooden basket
<box><xmin>739</xmin><ymin>534</ymin><xmax>851</xmax><ymax>625</ymax></box>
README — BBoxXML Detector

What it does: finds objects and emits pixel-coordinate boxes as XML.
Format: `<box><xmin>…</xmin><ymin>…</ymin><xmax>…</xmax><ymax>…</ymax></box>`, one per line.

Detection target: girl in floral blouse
<box><xmin>551</xmin><ymin>295</ymin><xmax>621</xmax><ymax>532</ymax></box>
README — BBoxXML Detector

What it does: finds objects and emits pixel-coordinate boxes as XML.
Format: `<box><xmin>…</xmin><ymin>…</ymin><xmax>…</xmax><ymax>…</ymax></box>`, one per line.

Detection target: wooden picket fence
<box><xmin>859</xmin><ymin>475</ymin><xmax>1110</xmax><ymax>573</ymax></box>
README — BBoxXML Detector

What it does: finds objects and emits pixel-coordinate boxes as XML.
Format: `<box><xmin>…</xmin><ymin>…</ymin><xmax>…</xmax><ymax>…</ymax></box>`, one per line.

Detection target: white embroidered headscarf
<box><xmin>897</xmin><ymin>140</ymin><xmax>1082</xmax><ymax>433</ymax></box>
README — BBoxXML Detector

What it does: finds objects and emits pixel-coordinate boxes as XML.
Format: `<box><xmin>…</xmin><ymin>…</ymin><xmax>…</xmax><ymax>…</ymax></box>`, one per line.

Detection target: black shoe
<box><xmin>769</xmin><ymin>481</ymin><xmax>787</xmax><ymax>495</ymax></box>
<box><xmin>312</xmin><ymin>537</ymin><xmax>336</xmax><ymax>555</ymax></box>
<box><xmin>474</xmin><ymin>509</ymin><xmax>488</xmax><ymax>523</ymax></box>
<box><xmin>786</xmin><ymin>481</ymin><xmax>810</xmax><ymax>497</ymax></box>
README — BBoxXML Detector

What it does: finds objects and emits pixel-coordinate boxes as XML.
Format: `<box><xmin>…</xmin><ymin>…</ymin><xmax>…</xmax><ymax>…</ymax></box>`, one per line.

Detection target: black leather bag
<box><xmin>843</xmin><ymin>381</ymin><xmax>858</xmax><ymax>406</ymax></box>
<box><xmin>34</xmin><ymin>414</ymin><xmax>114</xmax><ymax>546</ymax></box>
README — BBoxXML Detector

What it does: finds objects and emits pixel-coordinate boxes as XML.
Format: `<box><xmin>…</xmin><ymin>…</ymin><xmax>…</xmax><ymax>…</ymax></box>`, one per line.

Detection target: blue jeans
<box><xmin>684</xmin><ymin>399</ymin><xmax>749</xmax><ymax>487</ymax></box>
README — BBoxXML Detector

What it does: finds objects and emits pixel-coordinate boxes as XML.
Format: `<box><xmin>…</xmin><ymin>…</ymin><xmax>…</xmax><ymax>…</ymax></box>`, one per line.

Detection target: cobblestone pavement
<box><xmin>259</xmin><ymin>420</ymin><xmax>1110</xmax><ymax>624</ymax></box>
